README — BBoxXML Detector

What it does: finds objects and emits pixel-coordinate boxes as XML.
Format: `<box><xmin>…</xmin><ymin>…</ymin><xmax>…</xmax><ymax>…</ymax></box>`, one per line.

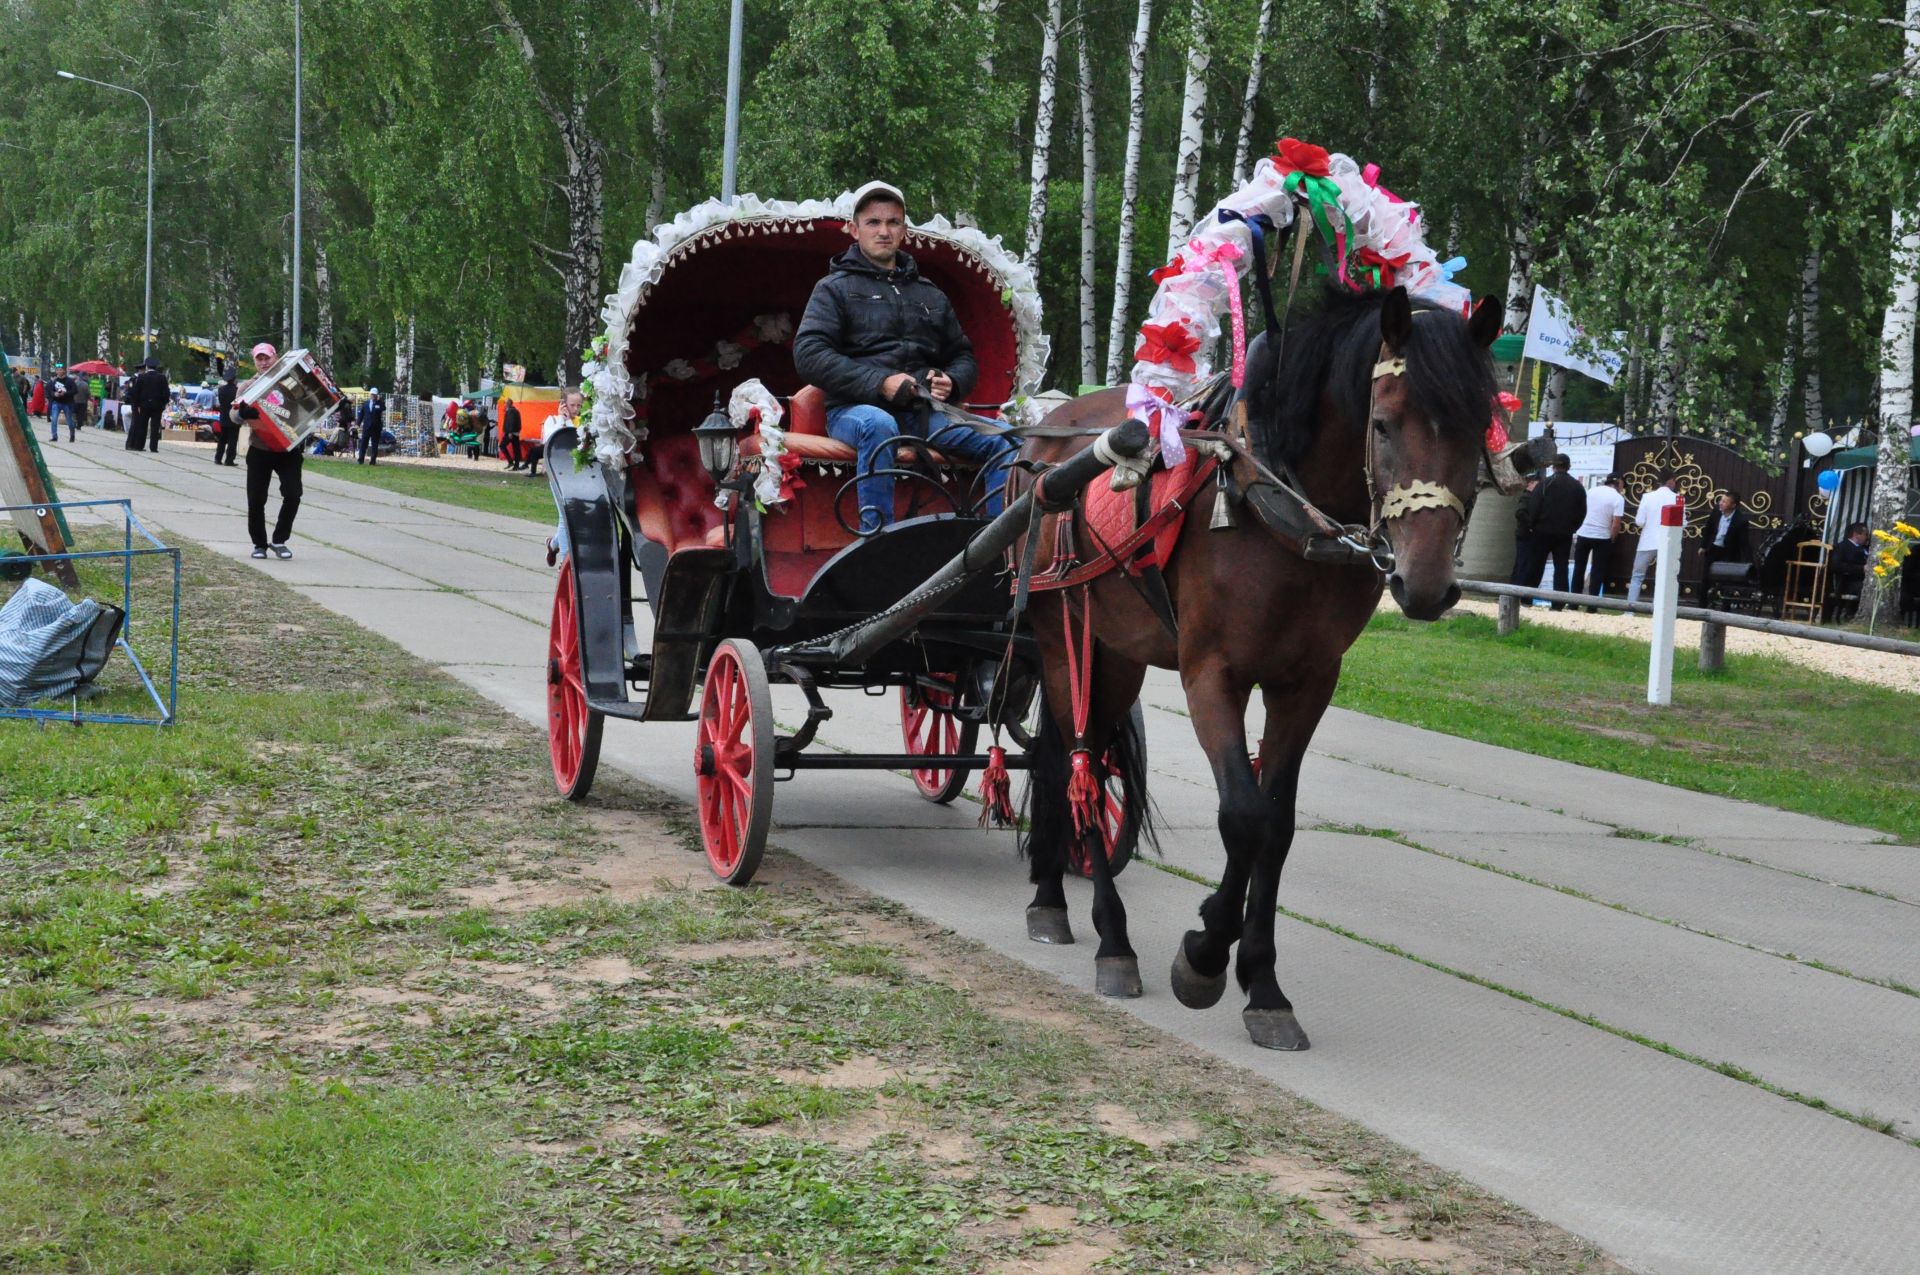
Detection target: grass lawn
<box><xmin>311</xmin><ymin>455</ymin><xmax>554</xmax><ymax>524</ymax></box>
<box><xmin>1338</xmin><ymin>612</ymin><xmax>1920</xmax><ymax>845</ymax></box>
<box><xmin>0</xmin><ymin>538</ymin><xmax>1616</xmax><ymax>1274</ymax></box>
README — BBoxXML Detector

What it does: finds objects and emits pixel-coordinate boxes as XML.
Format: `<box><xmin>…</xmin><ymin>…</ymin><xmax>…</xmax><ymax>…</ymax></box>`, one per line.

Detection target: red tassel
<box><xmin>1067</xmin><ymin>748</ymin><xmax>1102</xmax><ymax>838</ymax></box>
<box><xmin>978</xmin><ymin>745</ymin><xmax>1016</xmax><ymax>827</ymax></box>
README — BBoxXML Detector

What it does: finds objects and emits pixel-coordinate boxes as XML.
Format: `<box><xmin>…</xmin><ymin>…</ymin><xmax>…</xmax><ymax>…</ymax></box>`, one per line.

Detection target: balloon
<box><xmin>1802</xmin><ymin>431</ymin><xmax>1835</xmax><ymax>459</ymax></box>
<box><xmin>1910</xmin><ymin>424</ymin><xmax>1920</xmax><ymax>438</ymax></box>
<box><xmin>1816</xmin><ymin>469</ymin><xmax>1841</xmax><ymax>492</ymax></box>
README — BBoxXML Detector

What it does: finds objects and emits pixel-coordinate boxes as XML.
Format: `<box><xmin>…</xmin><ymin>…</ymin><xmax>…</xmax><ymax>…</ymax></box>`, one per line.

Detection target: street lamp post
<box><xmin>720</xmin><ymin>0</ymin><xmax>743</xmax><ymax>203</ymax></box>
<box><xmin>292</xmin><ymin>0</ymin><xmax>302</xmax><ymax>349</ymax></box>
<box><xmin>57</xmin><ymin>70</ymin><xmax>154</xmax><ymax>364</ymax></box>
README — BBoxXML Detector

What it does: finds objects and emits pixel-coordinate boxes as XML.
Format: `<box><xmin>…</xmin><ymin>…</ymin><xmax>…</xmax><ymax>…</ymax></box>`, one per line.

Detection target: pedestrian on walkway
<box><xmin>125</xmin><ymin>358</ymin><xmax>169</xmax><ymax>452</ymax></box>
<box><xmin>74</xmin><ymin>375</ymin><xmax>92</xmax><ymax>431</ymax></box>
<box><xmin>1529</xmin><ymin>455</ymin><xmax>1588</xmax><ymax>611</ymax></box>
<box><xmin>355</xmin><ymin>388</ymin><xmax>386</xmax><ymax>464</ymax></box>
<box><xmin>45</xmin><ymin>365</ymin><xmax>76</xmax><ymax>441</ymax></box>
<box><xmin>213</xmin><ymin>367</ymin><xmax>241</xmax><ymax>466</ymax></box>
<box><xmin>500</xmin><ymin>398</ymin><xmax>524</xmax><ymax>470</ymax></box>
<box><xmin>1572</xmin><ymin>473</ymin><xmax>1626</xmax><ymax>612</ymax></box>
<box><xmin>1509</xmin><ymin>476</ymin><xmax>1541</xmax><ymax>591</ymax></box>
<box><xmin>234</xmin><ymin>342</ymin><xmax>303</xmax><ymax>560</ymax></box>
<box><xmin>27</xmin><ymin>374</ymin><xmax>46</xmax><ymax>418</ymax></box>
<box><xmin>1625</xmin><ymin>477</ymin><xmax>1682</xmax><ymax>607</ymax></box>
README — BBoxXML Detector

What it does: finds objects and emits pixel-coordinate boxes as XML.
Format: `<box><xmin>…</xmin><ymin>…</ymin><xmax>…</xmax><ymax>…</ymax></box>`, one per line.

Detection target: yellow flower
<box><xmin>1874</xmin><ymin>566</ymin><xmax>1889</xmax><ymax>577</ymax></box>
<box><xmin>1895</xmin><ymin>521</ymin><xmax>1919</xmax><ymax>537</ymax></box>
<box><xmin>1873</xmin><ymin>529</ymin><xmax>1897</xmax><ymax>541</ymax></box>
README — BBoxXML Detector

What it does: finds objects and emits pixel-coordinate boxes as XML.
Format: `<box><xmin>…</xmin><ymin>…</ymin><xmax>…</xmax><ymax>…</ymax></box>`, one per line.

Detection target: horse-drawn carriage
<box><xmin>543</xmin><ymin>197</ymin><xmax>1146</xmax><ymax>887</ymax></box>
<box><xmin>548</xmin><ymin>155</ymin><xmax>1527</xmax><ymax>1050</ymax></box>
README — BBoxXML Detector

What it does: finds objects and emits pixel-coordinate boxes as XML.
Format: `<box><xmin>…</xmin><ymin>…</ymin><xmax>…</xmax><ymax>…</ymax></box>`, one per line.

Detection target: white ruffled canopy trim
<box><xmin>589</xmin><ymin>194</ymin><xmax>1051</xmax><ymax>471</ymax></box>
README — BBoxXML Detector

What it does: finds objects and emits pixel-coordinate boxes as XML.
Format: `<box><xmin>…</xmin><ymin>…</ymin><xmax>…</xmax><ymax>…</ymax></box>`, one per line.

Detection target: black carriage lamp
<box><xmin>694</xmin><ymin>392</ymin><xmax>739</xmax><ymax>482</ymax></box>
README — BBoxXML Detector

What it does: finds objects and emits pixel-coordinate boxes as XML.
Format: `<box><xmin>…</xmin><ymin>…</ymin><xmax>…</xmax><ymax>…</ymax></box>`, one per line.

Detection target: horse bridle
<box><xmin>1363</xmin><ymin>342</ymin><xmax>1474</xmax><ymax>569</ymax></box>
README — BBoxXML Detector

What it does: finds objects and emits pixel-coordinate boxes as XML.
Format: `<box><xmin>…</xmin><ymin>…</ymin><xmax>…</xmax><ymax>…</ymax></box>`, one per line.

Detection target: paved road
<box><xmin>41</xmin><ymin>431</ymin><xmax>1920</xmax><ymax>1275</ymax></box>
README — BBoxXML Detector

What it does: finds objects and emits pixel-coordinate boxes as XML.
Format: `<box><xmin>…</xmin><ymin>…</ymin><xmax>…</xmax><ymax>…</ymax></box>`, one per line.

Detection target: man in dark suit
<box><xmin>125</xmin><ymin>358</ymin><xmax>170</xmax><ymax>452</ymax></box>
<box><xmin>1698</xmin><ymin>489</ymin><xmax>1751</xmax><ymax>600</ymax></box>
<box><xmin>1530</xmin><ymin>454</ymin><xmax>1589</xmax><ymax>610</ymax></box>
<box><xmin>1831</xmin><ymin>522</ymin><xmax>1870</xmax><ymax>616</ymax></box>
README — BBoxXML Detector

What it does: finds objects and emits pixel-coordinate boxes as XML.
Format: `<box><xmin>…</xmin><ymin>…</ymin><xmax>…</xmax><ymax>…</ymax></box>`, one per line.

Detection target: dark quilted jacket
<box><xmin>792</xmin><ymin>246</ymin><xmax>977</xmax><ymax>412</ymax></box>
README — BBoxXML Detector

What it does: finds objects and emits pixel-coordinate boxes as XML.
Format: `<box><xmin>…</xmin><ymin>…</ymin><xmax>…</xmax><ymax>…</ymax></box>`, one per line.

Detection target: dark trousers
<box><xmin>1572</xmin><ymin>536</ymin><xmax>1612</xmax><ymax>607</ymax></box>
<box><xmin>1536</xmin><ymin>534</ymin><xmax>1574</xmax><ymax>609</ymax></box>
<box><xmin>213</xmin><ymin>423</ymin><xmax>239</xmax><ymax>465</ymax></box>
<box><xmin>125</xmin><ymin>407</ymin><xmax>160</xmax><ymax>451</ymax></box>
<box><xmin>1510</xmin><ymin>537</ymin><xmax>1539</xmax><ymax>589</ymax></box>
<box><xmin>357</xmin><ymin>424</ymin><xmax>380</xmax><ymax>464</ymax></box>
<box><xmin>246</xmin><ymin>447</ymin><xmax>304</xmax><ymax>547</ymax></box>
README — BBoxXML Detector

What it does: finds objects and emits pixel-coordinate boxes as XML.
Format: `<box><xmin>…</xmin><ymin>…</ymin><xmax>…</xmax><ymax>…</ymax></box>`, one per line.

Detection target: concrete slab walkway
<box><xmin>39</xmin><ymin>429</ymin><xmax>1920</xmax><ymax>1275</ymax></box>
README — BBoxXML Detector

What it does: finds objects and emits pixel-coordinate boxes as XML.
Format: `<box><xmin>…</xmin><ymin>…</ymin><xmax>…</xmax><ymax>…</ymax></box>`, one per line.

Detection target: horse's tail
<box><xmin>1108</xmin><ymin>698</ymin><xmax>1159</xmax><ymax>858</ymax></box>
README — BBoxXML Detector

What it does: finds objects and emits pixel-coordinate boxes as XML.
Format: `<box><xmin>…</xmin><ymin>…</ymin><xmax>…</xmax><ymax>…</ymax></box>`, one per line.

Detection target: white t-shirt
<box><xmin>1577</xmin><ymin>484</ymin><xmax>1626</xmax><ymax>540</ymax></box>
<box><xmin>1634</xmin><ymin>487</ymin><xmax>1679</xmax><ymax>551</ymax></box>
<box><xmin>541</xmin><ymin>410</ymin><xmax>578</xmax><ymax>444</ymax></box>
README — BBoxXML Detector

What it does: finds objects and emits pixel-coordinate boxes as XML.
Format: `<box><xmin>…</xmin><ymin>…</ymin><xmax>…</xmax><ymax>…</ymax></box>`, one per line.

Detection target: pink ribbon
<box><xmin>1184</xmin><ymin>238</ymin><xmax>1247</xmax><ymax>387</ymax></box>
<box><xmin>1362</xmin><ymin>162</ymin><xmax>1413</xmax><ymax>222</ymax></box>
<box><xmin>1126</xmin><ymin>382</ymin><xmax>1185</xmax><ymax>467</ymax></box>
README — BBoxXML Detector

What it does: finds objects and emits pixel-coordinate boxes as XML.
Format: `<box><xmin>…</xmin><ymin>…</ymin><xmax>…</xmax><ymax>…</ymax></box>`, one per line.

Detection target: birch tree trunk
<box><xmin>646</xmin><ymin>0</ymin><xmax>670</xmax><ymax>230</ymax></box>
<box><xmin>394</xmin><ymin>316</ymin><xmax>416</xmax><ymax>398</ymax></box>
<box><xmin>1861</xmin><ymin>49</ymin><xmax>1920</xmax><ymax>626</ymax></box>
<box><xmin>1166</xmin><ymin>0</ymin><xmax>1210</xmax><ymax>258</ymax></box>
<box><xmin>1624</xmin><ymin>337</ymin><xmax>1644</xmax><ymax>433</ymax></box>
<box><xmin>219</xmin><ymin>263</ymin><xmax>241</xmax><ymax>376</ymax></box>
<box><xmin>1799</xmin><ymin>239</ymin><xmax>1824</xmax><ymax>437</ymax></box>
<box><xmin>977</xmin><ymin>0</ymin><xmax>1000</xmax><ymax>78</ymax></box>
<box><xmin>314</xmin><ymin>241</ymin><xmax>336</xmax><ymax>375</ymax></box>
<box><xmin>495</xmin><ymin>1</ymin><xmax>605</xmax><ymax>383</ymax></box>
<box><xmin>1103</xmin><ymin>0</ymin><xmax>1153</xmax><ymax>383</ymax></box>
<box><xmin>1649</xmin><ymin>324</ymin><xmax>1679</xmax><ymax>435</ymax></box>
<box><xmin>1022</xmin><ymin>0</ymin><xmax>1064</xmax><ymax>278</ymax></box>
<box><xmin>1503</xmin><ymin>239</ymin><xmax>1534</xmax><ymax>334</ymax></box>
<box><xmin>1076</xmin><ymin>10</ymin><xmax>1099</xmax><ymax>386</ymax></box>
<box><xmin>97</xmin><ymin>325</ymin><xmax>110</xmax><ymax>360</ymax></box>
<box><xmin>1229</xmin><ymin>0</ymin><xmax>1275</xmax><ymax>187</ymax></box>
<box><xmin>363</xmin><ymin>323</ymin><xmax>376</xmax><ymax>386</ymax></box>
<box><xmin>1767</xmin><ymin>301</ymin><xmax>1798</xmax><ymax>451</ymax></box>
<box><xmin>1540</xmin><ymin>366</ymin><xmax>1567</xmax><ymax>423</ymax></box>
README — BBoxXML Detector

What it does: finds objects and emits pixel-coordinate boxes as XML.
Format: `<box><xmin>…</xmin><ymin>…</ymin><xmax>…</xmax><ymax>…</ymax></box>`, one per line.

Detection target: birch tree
<box><xmin>1798</xmin><ymin>239</ymin><xmax>1824</xmax><ymax>436</ymax></box>
<box><xmin>1022</xmin><ymin>0</ymin><xmax>1064</xmax><ymax>278</ymax></box>
<box><xmin>1860</xmin><ymin>0</ymin><xmax>1920</xmax><ymax>623</ymax></box>
<box><xmin>1076</xmin><ymin>8</ymin><xmax>1099</xmax><ymax>386</ymax></box>
<box><xmin>1166</xmin><ymin>0</ymin><xmax>1211</xmax><ymax>258</ymax></box>
<box><xmin>1103</xmin><ymin>0</ymin><xmax>1153</xmax><ymax>383</ymax></box>
<box><xmin>645</xmin><ymin>0</ymin><xmax>671</xmax><ymax>231</ymax></box>
<box><xmin>1230</xmin><ymin>0</ymin><xmax>1275</xmax><ymax>187</ymax></box>
<box><xmin>493</xmin><ymin>0</ymin><xmax>605</xmax><ymax>382</ymax></box>
<box><xmin>394</xmin><ymin>316</ymin><xmax>417</xmax><ymax>398</ymax></box>
<box><xmin>314</xmin><ymin>241</ymin><xmax>336</xmax><ymax>375</ymax></box>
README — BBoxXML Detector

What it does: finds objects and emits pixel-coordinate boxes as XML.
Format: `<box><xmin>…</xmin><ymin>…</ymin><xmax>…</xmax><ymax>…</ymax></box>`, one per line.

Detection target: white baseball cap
<box><xmin>851</xmin><ymin>180</ymin><xmax>906</xmax><ymax>216</ymax></box>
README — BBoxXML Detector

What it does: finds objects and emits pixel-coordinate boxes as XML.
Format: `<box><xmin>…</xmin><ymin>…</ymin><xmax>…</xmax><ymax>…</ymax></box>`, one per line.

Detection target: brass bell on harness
<box><xmin>1208</xmin><ymin>465</ymin><xmax>1238</xmax><ymax>530</ymax></box>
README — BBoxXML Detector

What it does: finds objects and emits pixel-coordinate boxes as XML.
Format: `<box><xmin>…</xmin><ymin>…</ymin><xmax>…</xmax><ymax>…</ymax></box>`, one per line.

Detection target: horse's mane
<box><xmin>1255</xmin><ymin>287</ymin><xmax>1496</xmax><ymax>471</ymax></box>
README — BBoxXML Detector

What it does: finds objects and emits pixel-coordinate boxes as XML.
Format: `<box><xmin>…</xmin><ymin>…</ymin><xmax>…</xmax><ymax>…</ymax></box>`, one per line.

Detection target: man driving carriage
<box><xmin>793</xmin><ymin>181</ymin><xmax>1016</xmax><ymax>532</ymax></box>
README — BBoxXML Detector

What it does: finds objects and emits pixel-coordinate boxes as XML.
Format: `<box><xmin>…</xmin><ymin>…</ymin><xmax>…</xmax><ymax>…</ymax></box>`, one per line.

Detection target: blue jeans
<box><xmin>826</xmin><ymin>404</ymin><xmax>1015</xmax><ymax>532</ymax></box>
<box><xmin>48</xmin><ymin>402</ymin><xmax>73</xmax><ymax>439</ymax></box>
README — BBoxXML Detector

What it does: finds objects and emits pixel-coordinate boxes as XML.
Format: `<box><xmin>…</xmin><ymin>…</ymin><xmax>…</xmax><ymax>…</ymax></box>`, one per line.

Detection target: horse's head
<box><xmin>1365</xmin><ymin>288</ymin><xmax>1500</xmax><ymax>620</ymax></box>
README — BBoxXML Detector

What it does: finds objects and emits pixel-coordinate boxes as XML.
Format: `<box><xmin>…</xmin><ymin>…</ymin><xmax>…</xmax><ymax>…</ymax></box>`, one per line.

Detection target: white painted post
<box><xmin>1647</xmin><ymin>501</ymin><xmax>1684</xmax><ymax>705</ymax></box>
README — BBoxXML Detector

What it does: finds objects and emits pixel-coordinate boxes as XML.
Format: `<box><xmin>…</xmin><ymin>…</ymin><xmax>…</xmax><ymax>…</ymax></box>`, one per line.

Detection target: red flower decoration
<box><xmin>1485</xmin><ymin>419</ymin><xmax>1511</xmax><ymax>453</ymax></box>
<box><xmin>1134</xmin><ymin>321</ymin><xmax>1202</xmax><ymax>375</ymax></box>
<box><xmin>1151</xmin><ymin>254</ymin><xmax>1187</xmax><ymax>285</ymax></box>
<box><xmin>1496</xmin><ymin>392</ymin><xmax>1523</xmax><ymax>413</ymax></box>
<box><xmin>1273</xmin><ymin>137</ymin><xmax>1331</xmax><ymax>179</ymax></box>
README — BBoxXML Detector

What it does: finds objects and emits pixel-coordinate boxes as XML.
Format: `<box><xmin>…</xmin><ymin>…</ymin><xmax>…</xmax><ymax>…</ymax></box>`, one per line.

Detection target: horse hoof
<box><xmin>1243</xmin><ymin>1009</ymin><xmax>1310</xmax><ymax>1051</ymax></box>
<box><xmin>1095</xmin><ymin>956</ymin><xmax>1144</xmax><ymax>999</ymax></box>
<box><xmin>1026</xmin><ymin>906</ymin><xmax>1074</xmax><ymax>945</ymax></box>
<box><xmin>1170</xmin><ymin>943</ymin><xmax>1228</xmax><ymax>1010</ymax></box>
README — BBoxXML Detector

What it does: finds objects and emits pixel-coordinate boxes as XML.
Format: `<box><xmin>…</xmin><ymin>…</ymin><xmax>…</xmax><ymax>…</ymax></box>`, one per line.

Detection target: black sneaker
<box><xmin>251</xmin><ymin>546</ymin><xmax>268</xmax><ymax>559</ymax></box>
<box><xmin>271</xmin><ymin>544</ymin><xmax>293</xmax><ymax>560</ymax></box>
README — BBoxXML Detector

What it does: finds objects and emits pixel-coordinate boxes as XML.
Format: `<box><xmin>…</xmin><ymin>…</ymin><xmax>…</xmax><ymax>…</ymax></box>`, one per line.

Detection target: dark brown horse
<box><xmin>1018</xmin><ymin>284</ymin><xmax>1501</xmax><ymax>1049</ymax></box>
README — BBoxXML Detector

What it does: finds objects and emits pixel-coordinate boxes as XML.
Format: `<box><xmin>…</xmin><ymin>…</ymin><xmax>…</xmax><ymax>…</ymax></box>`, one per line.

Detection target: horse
<box><xmin>1017</xmin><ymin>283</ymin><xmax>1502</xmax><ymax>1050</ymax></box>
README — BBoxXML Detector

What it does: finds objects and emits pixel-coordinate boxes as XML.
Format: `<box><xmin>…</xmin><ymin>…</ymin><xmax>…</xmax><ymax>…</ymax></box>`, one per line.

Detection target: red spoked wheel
<box><xmin>1067</xmin><ymin>701</ymin><xmax>1146</xmax><ymax>880</ymax></box>
<box><xmin>547</xmin><ymin>559</ymin><xmax>603</xmax><ymax>800</ymax></box>
<box><xmin>900</xmin><ymin>674</ymin><xmax>980</xmax><ymax>803</ymax></box>
<box><xmin>695</xmin><ymin>638</ymin><xmax>774</xmax><ymax>886</ymax></box>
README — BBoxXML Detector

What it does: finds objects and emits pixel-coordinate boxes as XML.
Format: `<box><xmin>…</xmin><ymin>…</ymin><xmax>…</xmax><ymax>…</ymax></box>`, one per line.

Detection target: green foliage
<box><xmin>0</xmin><ymin>0</ymin><xmax>1916</xmax><ymax>427</ymax></box>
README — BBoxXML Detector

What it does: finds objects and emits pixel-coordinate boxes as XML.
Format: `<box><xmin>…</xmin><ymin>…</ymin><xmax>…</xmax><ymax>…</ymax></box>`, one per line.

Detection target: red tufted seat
<box><xmin>629</xmin><ymin>433</ymin><xmax>723</xmax><ymax>553</ymax></box>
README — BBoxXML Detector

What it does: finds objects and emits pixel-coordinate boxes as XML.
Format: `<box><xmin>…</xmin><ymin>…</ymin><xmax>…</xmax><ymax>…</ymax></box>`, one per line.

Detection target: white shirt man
<box><xmin>1572</xmin><ymin>475</ymin><xmax>1626</xmax><ymax>606</ymax></box>
<box><xmin>1626</xmin><ymin>479</ymin><xmax>1681</xmax><ymax>606</ymax></box>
